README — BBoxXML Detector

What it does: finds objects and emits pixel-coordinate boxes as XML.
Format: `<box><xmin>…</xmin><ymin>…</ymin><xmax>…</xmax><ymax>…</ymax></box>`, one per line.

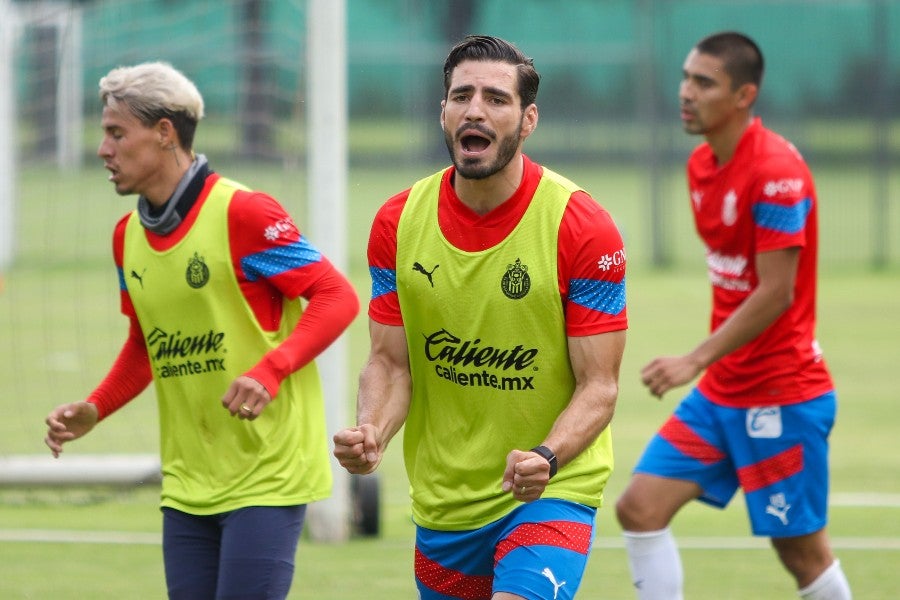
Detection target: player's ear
<box><xmin>735</xmin><ymin>82</ymin><xmax>758</xmax><ymax>110</ymax></box>
<box><xmin>520</xmin><ymin>104</ymin><xmax>538</xmax><ymax>138</ymax></box>
<box><xmin>156</xmin><ymin>118</ymin><xmax>178</xmax><ymax>149</ymax></box>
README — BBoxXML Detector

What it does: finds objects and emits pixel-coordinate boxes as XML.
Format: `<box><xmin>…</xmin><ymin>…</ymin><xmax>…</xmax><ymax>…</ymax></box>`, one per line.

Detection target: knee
<box><xmin>615</xmin><ymin>475</ymin><xmax>697</xmax><ymax>531</ymax></box>
<box><xmin>615</xmin><ymin>491</ymin><xmax>656</xmax><ymax>531</ymax></box>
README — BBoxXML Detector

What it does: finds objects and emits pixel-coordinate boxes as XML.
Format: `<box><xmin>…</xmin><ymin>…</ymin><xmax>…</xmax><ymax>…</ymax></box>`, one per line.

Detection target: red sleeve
<box><xmin>751</xmin><ymin>153</ymin><xmax>812</xmax><ymax>253</ymax></box>
<box><xmin>228</xmin><ymin>190</ymin><xmax>349</xmax><ymax>329</ymax></box>
<box><xmin>366</xmin><ymin>190</ymin><xmax>408</xmax><ymax>326</ymax></box>
<box><xmin>86</xmin><ymin>213</ymin><xmax>150</xmax><ymax>421</ymax></box>
<box><xmin>245</xmin><ymin>260</ymin><xmax>360</xmax><ymax>397</ymax></box>
<box><xmin>559</xmin><ymin>191</ymin><xmax>628</xmax><ymax>337</ymax></box>
<box><xmin>227</xmin><ymin>190</ymin><xmax>360</xmax><ymax>397</ymax></box>
<box><xmin>87</xmin><ymin>317</ymin><xmax>153</xmax><ymax>420</ymax></box>
<box><xmin>113</xmin><ymin>213</ymin><xmax>136</xmax><ymax>319</ymax></box>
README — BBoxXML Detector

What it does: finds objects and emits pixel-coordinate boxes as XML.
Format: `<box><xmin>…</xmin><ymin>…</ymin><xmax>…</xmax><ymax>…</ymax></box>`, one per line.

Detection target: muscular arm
<box><xmin>544</xmin><ymin>330</ymin><xmax>625</xmax><ymax>466</ymax></box>
<box><xmin>641</xmin><ymin>247</ymin><xmax>800</xmax><ymax>397</ymax></box>
<box><xmin>333</xmin><ymin>320</ymin><xmax>412</xmax><ymax>474</ymax></box>
<box><xmin>503</xmin><ymin>329</ymin><xmax>625</xmax><ymax>499</ymax></box>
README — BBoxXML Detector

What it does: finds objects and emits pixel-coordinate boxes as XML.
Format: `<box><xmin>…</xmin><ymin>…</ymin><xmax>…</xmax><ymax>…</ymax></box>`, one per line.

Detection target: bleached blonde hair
<box><xmin>99</xmin><ymin>61</ymin><xmax>204</xmax><ymax>150</ymax></box>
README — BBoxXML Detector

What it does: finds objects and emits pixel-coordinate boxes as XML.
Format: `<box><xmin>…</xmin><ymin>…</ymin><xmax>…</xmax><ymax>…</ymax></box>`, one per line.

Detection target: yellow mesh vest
<box><xmin>122</xmin><ymin>178</ymin><xmax>330</xmax><ymax>514</ymax></box>
<box><xmin>397</xmin><ymin>167</ymin><xmax>613</xmax><ymax>530</ymax></box>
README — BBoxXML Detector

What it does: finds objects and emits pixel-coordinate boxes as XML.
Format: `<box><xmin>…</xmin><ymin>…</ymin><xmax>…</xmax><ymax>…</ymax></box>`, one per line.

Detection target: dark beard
<box><xmin>444</xmin><ymin>119</ymin><xmax>522</xmax><ymax>180</ymax></box>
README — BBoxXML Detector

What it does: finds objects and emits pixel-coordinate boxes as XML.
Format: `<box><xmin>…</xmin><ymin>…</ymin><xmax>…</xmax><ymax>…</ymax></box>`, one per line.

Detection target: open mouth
<box><xmin>460</xmin><ymin>132</ymin><xmax>491</xmax><ymax>155</ymax></box>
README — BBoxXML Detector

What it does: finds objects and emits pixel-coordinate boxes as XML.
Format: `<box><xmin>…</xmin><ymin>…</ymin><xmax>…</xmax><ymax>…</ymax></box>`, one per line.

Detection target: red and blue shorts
<box><xmin>414</xmin><ymin>498</ymin><xmax>596</xmax><ymax>599</ymax></box>
<box><xmin>634</xmin><ymin>388</ymin><xmax>837</xmax><ymax>537</ymax></box>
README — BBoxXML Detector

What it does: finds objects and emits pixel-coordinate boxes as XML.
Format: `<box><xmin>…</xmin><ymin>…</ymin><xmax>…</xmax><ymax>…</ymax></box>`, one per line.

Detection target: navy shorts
<box><xmin>634</xmin><ymin>388</ymin><xmax>836</xmax><ymax>537</ymax></box>
<box><xmin>415</xmin><ymin>498</ymin><xmax>597</xmax><ymax>600</ymax></box>
<box><xmin>162</xmin><ymin>504</ymin><xmax>306</xmax><ymax>600</ymax></box>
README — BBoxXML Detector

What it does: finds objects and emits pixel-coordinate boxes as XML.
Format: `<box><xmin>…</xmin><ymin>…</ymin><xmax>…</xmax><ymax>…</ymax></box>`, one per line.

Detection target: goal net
<box><xmin>0</xmin><ymin>0</ymin><xmax>350</xmax><ymax>504</ymax></box>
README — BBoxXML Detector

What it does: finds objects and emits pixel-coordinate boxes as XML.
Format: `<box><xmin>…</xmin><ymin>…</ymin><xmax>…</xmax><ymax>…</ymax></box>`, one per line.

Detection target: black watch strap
<box><xmin>530</xmin><ymin>445</ymin><xmax>558</xmax><ymax>478</ymax></box>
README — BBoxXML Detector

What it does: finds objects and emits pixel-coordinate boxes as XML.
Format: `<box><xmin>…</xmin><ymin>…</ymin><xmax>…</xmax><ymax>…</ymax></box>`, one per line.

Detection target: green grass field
<box><xmin>2</xmin><ymin>156</ymin><xmax>899</xmax><ymax>598</ymax></box>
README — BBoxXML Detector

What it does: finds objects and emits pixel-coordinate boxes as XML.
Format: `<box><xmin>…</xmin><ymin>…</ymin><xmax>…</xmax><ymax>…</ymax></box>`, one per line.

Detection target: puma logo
<box><xmin>766</xmin><ymin>502</ymin><xmax>791</xmax><ymax>525</ymax></box>
<box><xmin>412</xmin><ymin>262</ymin><xmax>438</xmax><ymax>287</ymax></box>
<box><xmin>130</xmin><ymin>268</ymin><xmax>146</xmax><ymax>289</ymax></box>
<box><xmin>765</xmin><ymin>493</ymin><xmax>792</xmax><ymax>525</ymax></box>
<box><xmin>541</xmin><ymin>567</ymin><xmax>566</xmax><ymax>599</ymax></box>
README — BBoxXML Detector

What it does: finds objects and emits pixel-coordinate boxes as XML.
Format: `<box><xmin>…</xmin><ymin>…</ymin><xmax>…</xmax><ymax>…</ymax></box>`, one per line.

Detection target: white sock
<box><xmin>622</xmin><ymin>528</ymin><xmax>683</xmax><ymax>600</ymax></box>
<box><xmin>798</xmin><ymin>559</ymin><xmax>852</xmax><ymax>599</ymax></box>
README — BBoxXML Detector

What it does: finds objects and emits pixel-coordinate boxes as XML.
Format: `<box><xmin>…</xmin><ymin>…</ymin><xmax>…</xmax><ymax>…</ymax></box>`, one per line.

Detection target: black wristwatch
<box><xmin>530</xmin><ymin>445</ymin><xmax>558</xmax><ymax>478</ymax></box>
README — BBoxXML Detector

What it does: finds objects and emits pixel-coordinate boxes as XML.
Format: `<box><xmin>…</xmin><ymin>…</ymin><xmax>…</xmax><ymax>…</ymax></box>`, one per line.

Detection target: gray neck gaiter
<box><xmin>137</xmin><ymin>154</ymin><xmax>208</xmax><ymax>235</ymax></box>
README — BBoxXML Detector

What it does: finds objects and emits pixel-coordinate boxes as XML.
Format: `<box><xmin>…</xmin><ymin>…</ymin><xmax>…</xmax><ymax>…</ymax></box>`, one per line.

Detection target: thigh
<box><xmin>492</xmin><ymin>499</ymin><xmax>596</xmax><ymax>600</ymax></box>
<box><xmin>217</xmin><ymin>505</ymin><xmax>307</xmax><ymax>600</ymax></box>
<box><xmin>736</xmin><ymin>392</ymin><xmax>836</xmax><ymax>537</ymax></box>
<box><xmin>633</xmin><ymin>388</ymin><xmax>739</xmax><ymax>508</ymax></box>
<box><xmin>415</xmin><ymin>524</ymin><xmax>496</xmax><ymax>600</ymax></box>
<box><xmin>162</xmin><ymin>508</ymin><xmax>221</xmax><ymax>600</ymax></box>
<box><xmin>415</xmin><ymin>500</ymin><xmax>596</xmax><ymax>600</ymax></box>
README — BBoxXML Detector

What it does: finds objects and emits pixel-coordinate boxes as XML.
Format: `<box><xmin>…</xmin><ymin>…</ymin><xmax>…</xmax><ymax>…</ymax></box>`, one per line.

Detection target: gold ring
<box><xmin>519</xmin><ymin>486</ymin><xmax>526</xmax><ymax>494</ymax></box>
<box><xmin>240</xmin><ymin>404</ymin><xmax>252</xmax><ymax>414</ymax></box>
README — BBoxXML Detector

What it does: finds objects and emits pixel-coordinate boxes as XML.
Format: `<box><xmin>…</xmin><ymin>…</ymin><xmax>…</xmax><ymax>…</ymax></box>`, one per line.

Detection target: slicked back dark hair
<box><xmin>442</xmin><ymin>35</ymin><xmax>540</xmax><ymax>108</ymax></box>
<box><xmin>695</xmin><ymin>31</ymin><xmax>764</xmax><ymax>91</ymax></box>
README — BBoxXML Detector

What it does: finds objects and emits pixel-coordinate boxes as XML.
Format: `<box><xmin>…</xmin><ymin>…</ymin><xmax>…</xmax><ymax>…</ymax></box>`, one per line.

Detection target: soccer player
<box><xmin>43</xmin><ymin>62</ymin><xmax>359</xmax><ymax>599</ymax></box>
<box><xmin>333</xmin><ymin>35</ymin><xmax>627</xmax><ymax>600</ymax></box>
<box><xmin>615</xmin><ymin>32</ymin><xmax>852</xmax><ymax>599</ymax></box>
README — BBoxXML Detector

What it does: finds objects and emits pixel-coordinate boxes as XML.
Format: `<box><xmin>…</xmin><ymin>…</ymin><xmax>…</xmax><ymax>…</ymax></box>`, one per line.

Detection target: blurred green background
<box><xmin>1</xmin><ymin>1</ymin><xmax>899</xmax><ymax>598</ymax></box>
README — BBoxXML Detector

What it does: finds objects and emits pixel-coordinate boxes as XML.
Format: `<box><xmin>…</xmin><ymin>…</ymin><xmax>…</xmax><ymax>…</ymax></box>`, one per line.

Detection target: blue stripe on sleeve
<box><xmin>117</xmin><ymin>266</ymin><xmax>126</xmax><ymax>291</ymax></box>
<box><xmin>370</xmin><ymin>266</ymin><xmax>396</xmax><ymax>300</ymax></box>
<box><xmin>241</xmin><ymin>236</ymin><xmax>322</xmax><ymax>281</ymax></box>
<box><xmin>569</xmin><ymin>277</ymin><xmax>626</xmax><ymax>315</ymax></box>
<box><xmin>753</xmin><ymin>198</ymin><xmax>811</xmax><ymax>234</ymax></box>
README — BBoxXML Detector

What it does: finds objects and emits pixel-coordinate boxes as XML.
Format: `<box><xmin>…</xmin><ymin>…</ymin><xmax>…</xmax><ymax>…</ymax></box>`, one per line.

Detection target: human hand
<box><xmin>501</xmin><ymin>449</ymin><xmax>551</xmax><ymax>502</ymax></box>
<box><xmin>640</xmin><ymin>355</ymin><xmax>702</xmax><ymax>398</ymax></box>
<box><xmin>333</xmin><ymin>424</ymin><xmax>382</xmax><ymax>475</ymax></box>
<box><xmin>222</xmin><ymin>376</ymin><xmax>271</xmax><ymax>420</ymax></box>
<box><xmin>44</xmin><ymin>401</ymin><xmax>99</xmax><ymax>458</ymax></box>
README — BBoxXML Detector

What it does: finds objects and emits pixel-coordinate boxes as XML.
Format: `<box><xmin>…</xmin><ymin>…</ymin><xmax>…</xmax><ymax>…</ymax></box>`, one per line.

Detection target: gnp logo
<box><xmin>763</xmin><ymin>178</ymin><xmax>804</xmax><ymax>197</ymax></box>
<box><xmin>597</xmin><ymin>249</ymin><xmax>626</xmax><ymax>272</ymax></box>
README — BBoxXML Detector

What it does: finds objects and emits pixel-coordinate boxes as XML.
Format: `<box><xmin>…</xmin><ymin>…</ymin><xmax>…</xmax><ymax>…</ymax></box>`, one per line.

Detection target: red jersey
<box><xmin>368</xmin><ymin>155</ymin><xmax>627</xmax><ymax>336</ymax></box>
<box><xmin>688</xmin><ymin>117</ymin><xmax>833</xmax><ymax>407</ymax></box>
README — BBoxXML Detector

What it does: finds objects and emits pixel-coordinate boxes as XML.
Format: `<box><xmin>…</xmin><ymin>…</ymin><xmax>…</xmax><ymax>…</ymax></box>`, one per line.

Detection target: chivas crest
<box><xmin>186</xmin><ymin>252</ymin><xmax>210</xmax><ymax>289</ymax></box>
<box><xmin>501</xmin><ymin>258</ymin><xmax>530</xmax><ymax>300</ymax></box>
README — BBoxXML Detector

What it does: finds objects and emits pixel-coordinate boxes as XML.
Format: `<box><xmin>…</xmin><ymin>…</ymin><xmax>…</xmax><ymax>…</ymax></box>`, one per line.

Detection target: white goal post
<box><xmin>303</xmin><ymin>0</ymin><xmax>352</xmax><ymax>543</ymax></box>
<box><xmin>0</xmin><ymin>0</ymin><xmax>18</xmax><ymax>272</ymax></box>
<box><xmin>0</xmin><ymin>0</ymin><xmax>85</xmax><ymax>271</ymax></box>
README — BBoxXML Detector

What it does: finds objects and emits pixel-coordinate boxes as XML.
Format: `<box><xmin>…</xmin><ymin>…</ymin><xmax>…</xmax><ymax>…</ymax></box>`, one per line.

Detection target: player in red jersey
<box><xmin>615</xmin><ymin>32</ymin><xmax>851</xmax><ymax>599</ymax></box>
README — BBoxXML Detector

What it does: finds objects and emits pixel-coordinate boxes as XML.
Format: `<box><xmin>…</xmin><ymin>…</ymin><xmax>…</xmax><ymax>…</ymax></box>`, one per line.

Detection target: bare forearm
<box><xmin>542</xmin><ymin>381</ymin><xmax>617</xmax><ymax>468</ymax></box>
<box><xmin>690</xmin><ymin>247</ymin><xmax>799</xmax><ymax>369</ymax></box>
<box><xmin>356</xmin><ymin>357</ymin><xmax>411</xmax><ymax>447</ymax></box>
<box><xmin>544</xmin><ymin>331</ymin><xmax>624</xmax><ymax>466</ymax></box>
<box><xmin>689</xmin><ymin>285</ymin><xmax>790</xmax><ymax>369</ymax></box>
